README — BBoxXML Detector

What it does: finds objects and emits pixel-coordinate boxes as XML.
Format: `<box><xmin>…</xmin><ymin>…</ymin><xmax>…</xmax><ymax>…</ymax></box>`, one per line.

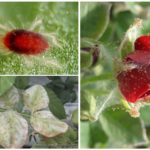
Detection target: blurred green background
<box><xmin>0</xmin><ymin>2</ymin><xmax>78</xmax><ymax>75</ymax></box>
<box><xmin>81</xmin><ymin>2</ymin><xmax>150</xmax><ymax>148</ymax></box>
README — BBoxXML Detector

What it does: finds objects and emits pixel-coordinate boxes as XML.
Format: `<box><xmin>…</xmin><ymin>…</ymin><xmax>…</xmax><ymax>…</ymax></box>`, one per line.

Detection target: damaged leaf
<box><xmin>30</xmin><ymin>110</ymin><xmax>68</xmax><ymax>138</ymax></box>
<box><xmin>0</xmin><ymin>110</ymin><xmax>28</xmax><ymax>148</ymax></box>
<box><xmin>23</xmin><ymin>85</ymin><xmax>49</xmax><ymax>113</ymax></box>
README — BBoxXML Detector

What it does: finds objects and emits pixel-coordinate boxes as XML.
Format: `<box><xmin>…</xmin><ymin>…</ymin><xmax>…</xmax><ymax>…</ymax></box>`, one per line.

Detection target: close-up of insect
<box><xmin>0</xmin><ymin>18</ymin><xmax>61</xmax><ymax>70</ymax></box>
<box><xmin>3</xmin><ymin>29</ymin><xmax>49</xmax><ymax>55</ymax></box>
<box><xmin>0</xmin><ymin>2</ymin><xmax>78</xmax><ymax>75</ymax></box>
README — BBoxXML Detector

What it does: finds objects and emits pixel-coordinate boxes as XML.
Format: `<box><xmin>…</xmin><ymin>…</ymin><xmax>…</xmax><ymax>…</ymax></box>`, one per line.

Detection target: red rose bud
<box><xmin>117</xmin><ymin>50</ymin><xmax>150</xmax><ymax>103</ymax></box>
<box><xmin>82</xmin><ymin>45</ymin><xmax>100</xmax><ymax>66</ymax></box>
<box><xmin>135</xmin><ymin>35</ymin><xmax>150</xmax><ymax>52</ymax></box>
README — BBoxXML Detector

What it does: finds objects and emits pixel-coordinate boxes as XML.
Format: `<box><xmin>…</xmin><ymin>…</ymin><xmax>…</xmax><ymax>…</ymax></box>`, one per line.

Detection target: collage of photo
<box><xmin>1</xmin><ymin>1</ymin><xmax>150</xmax><ymax>149</ymax></box>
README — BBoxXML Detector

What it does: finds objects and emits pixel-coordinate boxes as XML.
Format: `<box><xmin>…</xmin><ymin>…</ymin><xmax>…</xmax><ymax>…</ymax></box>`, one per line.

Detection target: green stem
<box><xmin>121</xmin><ymin>99</ymin><xmax>131</xmax><ymax>110</ymax></box>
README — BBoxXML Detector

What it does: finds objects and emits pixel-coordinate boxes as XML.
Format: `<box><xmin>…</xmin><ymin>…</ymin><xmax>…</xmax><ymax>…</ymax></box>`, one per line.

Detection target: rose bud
<box><xmin>135</xmin><ymin>35</ymin><xmax>150</xmax><ymax>52</ymax></box>
<box><xmin>117</xmin><ymin>50</ymin><xmax>150</xmax><ymax>103</ymax></box>
<box><xmin>81</xmin><ymin>45</ymin><xmax>100</xmax><ymax>66</ymax></box>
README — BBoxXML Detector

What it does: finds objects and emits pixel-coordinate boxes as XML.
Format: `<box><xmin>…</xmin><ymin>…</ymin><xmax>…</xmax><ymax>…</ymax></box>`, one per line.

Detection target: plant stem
<box><xmin>121</xmin><ymin>99</ymin><xmax>131</xmax><ymax>110</ymax></box>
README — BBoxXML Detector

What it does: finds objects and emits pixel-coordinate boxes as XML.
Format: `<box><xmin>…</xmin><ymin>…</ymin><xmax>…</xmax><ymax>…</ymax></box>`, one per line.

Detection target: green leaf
<box><xmin>81</xmin><ymin>51</ymin><xmax>93</xmax><ymax>69</ymax></box>
<box><xmin>45</xmin><ymin>88</ymin><xmax>66</xmax><ymax>119</ymax></box>
<box><xmin>140</xmin><ymin>105</ymin><xmax>150</xmax><ymax>127</ymax></box>
<box><xmin>81</xmin><ymin>90</ymin><xmax>96</xmax><ymax>121</ymax></box>
<box><xmin>0</xmin><ymin>76</ymin><xmax>15</xmax><ymax>96</ymax></box>
<box><xmin>46</xmin><ymin>79</ymin><xmax>77</xmax><ymax>104</ymax></box>
<box><xmin>137</xmin><ymin>2</ymin><xmax>150</xmax><ymax>7</ymax></box>
<box><xmin>0</xmin><ymin>110</ymin><xmax>28</xmax><ymax>148</ymax></box>
<box><xmin>81</xmin><ymin>88</ymin><xmax>120</xmax><ymax>121</ymax></box>
<box><xmin>81</xmin><ymin>3</ymin><xmax>111</xmax><ymax>40</ymax></box>
<box><xmin>89</xmin><ymin>121</ymin><xmax>108</xmax><ymax>148</ymax></box>
<box><xmin>57</xmin><ymin>90</ymin><xmax>76</xmax><ymax>104</ymax></box>
<box><xmin>100</xmin><ymin>23</ymin><xmax>115</xmax><ymax>43</ymax></box>
<box><xmin>23</xmin><ymin>85</ymin><xmax>49</xmax><ymax>113</ymax></box>
<box><xmin>0</xmin><ymin>86</ymin><xmax>19</xmax><ymax>109</ymax></box>
<box><xmin>0</xmin><ymin>2</ymin><xmax>40</xmax><ymax>27</ymax></box>
<box><xmin>30</xmin><ymin>110</ymin><xmax>68</xmax><ymax>138</ymax></box>
<box><xmin>65</xmin><ymin>77</ymin><xmax>78</xmax><ymax>88</ymax></box>
<box><xmin>14</xmin><ymin>76</ymin><xmax>30</xmax><ymax>89</ymax></box>
<box><xmin>81</xmin><ymin>38</ymin><xmax>99</xmax><ymax>48</ymax></box>
<box><xmin>71</xmin><ymin>109</ymin><xmax>78</xmax><ymax>126</ymax></box>
<box><xmin>118</xmin><ymin>18</ymin><xmax>143</xmax><ymax>59</ymax></box>
<box><xmin>100</xmin><ymin>105</ymin><xmax>148</xmax><ymax>148</ymax></box>
<box><xmin>80</xmin><ymin>121</ymin><xmax>90</xmax><ymax>148</ymax></box>
<box><xmin>140</xmin><ymin>20</ymin><xmax>150</xmax><ymax>35</ymax></box>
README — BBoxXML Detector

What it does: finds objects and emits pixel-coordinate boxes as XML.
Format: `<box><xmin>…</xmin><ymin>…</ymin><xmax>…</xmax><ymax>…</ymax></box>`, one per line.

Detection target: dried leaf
<box><xmin>0</xmin><ymin>110</ymin><xmax>28</xmax><ymax>148</ymax></box>
<box><xmin>30</xmin><ymin>110</ymin><xmax>68</xmax><ymax>138</ymax></box>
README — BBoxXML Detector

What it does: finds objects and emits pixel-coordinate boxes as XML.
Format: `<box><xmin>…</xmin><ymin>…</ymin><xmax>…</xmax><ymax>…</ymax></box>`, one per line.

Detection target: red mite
<box><xmin>3</xmin><ymin>29</ymin><xmax>49</xmax><ymax>55</ymax></box>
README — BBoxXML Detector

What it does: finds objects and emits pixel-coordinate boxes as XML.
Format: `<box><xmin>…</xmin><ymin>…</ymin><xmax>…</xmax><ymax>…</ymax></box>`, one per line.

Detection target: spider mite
<box><xmin>4</xmin><ymin>29</ymin><xmax>49</xmax><ymax>55</ymax></box>
<box><xmin>0</xmin><ymin>19</ymin><xmax>61</xmax><ymax>69</ymax></box>
<box><xmin>0</xmin><ymin>19</ymin><xmax>50</xmax><ymax>55</ymax></box>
